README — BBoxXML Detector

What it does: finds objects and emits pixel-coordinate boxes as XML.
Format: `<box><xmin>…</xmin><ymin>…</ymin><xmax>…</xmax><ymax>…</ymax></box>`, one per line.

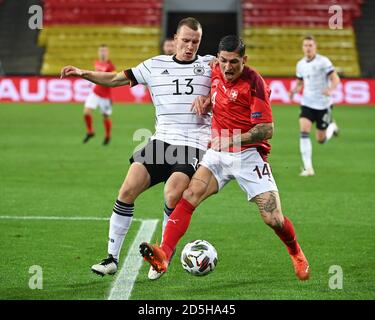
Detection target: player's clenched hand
<box><xmin>60</xmin><ymin>66</ymin><xmax>83</xmax><ymax>79</ymax></box>
<box><xmin>191</xmin><ymin>95</ymin><xmax>211</xmax><ymax>116</ymax></box>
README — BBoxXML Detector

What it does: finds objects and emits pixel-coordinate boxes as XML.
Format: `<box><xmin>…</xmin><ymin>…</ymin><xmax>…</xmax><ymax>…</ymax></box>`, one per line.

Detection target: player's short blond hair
<box><xmin>303</xmin><ymin>35</ymin><xmax>316</xmax><ymax>42</ymax></box>
<box><xmin>176</xmin><ymin>17</ymin><xmax>202</xmax><ymax>33</ymax></box>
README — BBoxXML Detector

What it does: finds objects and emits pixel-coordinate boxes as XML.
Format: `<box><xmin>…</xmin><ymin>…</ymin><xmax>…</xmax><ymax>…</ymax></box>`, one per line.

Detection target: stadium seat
<box><xmin>241</xmin><ymin>0</ymin><xmax>363</xmax><ymax>76</ymax></box>
<box><xmin>39</xmin><ymin>25</ymin><xmax>161</xmax><ymax>75</ymax></box>
<box><xmin>43</xmin><ymin>0</ymin><xmax>162</xmax><ymax>26</ymax></box>
<box><xmin>39</xmin><ymin>0</ymin><xmax>163</xmax><ymax>75</ymax></box>
<box><xmin>242</xmin><ymin>27</ymin><xmax>360</xmax><ymax>77</ymax></box>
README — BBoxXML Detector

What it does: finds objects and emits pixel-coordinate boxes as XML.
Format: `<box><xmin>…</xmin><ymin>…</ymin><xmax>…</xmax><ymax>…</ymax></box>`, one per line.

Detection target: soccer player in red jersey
<box><xmin>140</xmin><ymin>35</ymin><xmax>310</xmax><ymax>281</ymax></box>
<box><xmin>83</xmin><ymin>45</ymin><xmax>116</xmax><ymax>145</ymax></box>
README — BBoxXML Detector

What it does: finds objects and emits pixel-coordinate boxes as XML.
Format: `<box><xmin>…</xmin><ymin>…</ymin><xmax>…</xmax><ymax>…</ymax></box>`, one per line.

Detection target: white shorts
<box><xmin>84</xmin><ymin>92</ymin><xmax>112</xmax><ymax>115</ymax></box>
<box><xmin>200</xmin><ymin>148</ymin><xmax>278</xmax><ymax>201</ymax></box>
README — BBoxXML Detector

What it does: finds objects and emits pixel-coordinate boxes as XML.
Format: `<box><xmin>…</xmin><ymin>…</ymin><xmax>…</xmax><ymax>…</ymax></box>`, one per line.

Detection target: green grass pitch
<box><xmin>0</xmin><ymin>103</ymin><xmax>374</xmax><ymax>300</ymax></box>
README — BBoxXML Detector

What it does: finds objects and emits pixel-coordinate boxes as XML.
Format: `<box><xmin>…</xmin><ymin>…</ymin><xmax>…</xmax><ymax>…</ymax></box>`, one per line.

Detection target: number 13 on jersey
<box><xmin>172</xmin><ymin>78</ymin><xmax>194</xmax><ymax>95</ymax></box>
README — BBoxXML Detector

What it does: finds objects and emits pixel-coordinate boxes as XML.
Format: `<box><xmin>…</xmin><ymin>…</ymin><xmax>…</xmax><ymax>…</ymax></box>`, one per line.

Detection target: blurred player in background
<box><xmin>140</xmin><ymin>35</ymin><xmax>310</xmax><ymax>281</ymax></box>
<box><xmin>289</xmin><ymin>35</ymin><xmax>340</xmax><ymax>176</ymax></box>
<box><xmin>61</xmin><ymin>17</ymin><xmax>213</xmax><ymax>280</ymax></box>
<box><xmin>83</xmin><ymin>44</ymin><xmax>116</xmax><ymax>145</ymax></box>
<box><xmin>162</xmin><ymin>37</ymin><xmax>175</xmax><ymax>55</ymax></box>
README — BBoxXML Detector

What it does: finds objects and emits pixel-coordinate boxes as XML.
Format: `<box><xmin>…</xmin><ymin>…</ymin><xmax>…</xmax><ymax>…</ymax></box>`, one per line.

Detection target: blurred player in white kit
<box><xmin>290</xmin><ymin>35</ymin><xmax>340</xmax><ymax>176</ymax></box>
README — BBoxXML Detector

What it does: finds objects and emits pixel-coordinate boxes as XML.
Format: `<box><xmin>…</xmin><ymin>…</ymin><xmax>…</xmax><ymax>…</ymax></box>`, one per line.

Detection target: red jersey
<box><xmin>93</xmin><ymin>60</ymin><xmax>116</xmax><ymax>98</ymax></box>
<box><xmin>210</xmin><ymin>64</ymin><xmax>273</xmax><ymax>155</ymax></box>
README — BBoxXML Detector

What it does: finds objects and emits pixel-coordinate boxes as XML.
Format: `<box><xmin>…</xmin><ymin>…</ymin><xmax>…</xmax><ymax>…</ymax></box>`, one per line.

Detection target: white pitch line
<box><xmin>108</xmin><ymin>219</ymin><xmax>159</xmax><ymax>300</ymax></box>
<box><xmin>0</xmin><ymin>215</ymin><xmax>144</xmax><ymax>222</ymax></box>
<box><xmin>0</xmin><ymin>214</ymin><xmax>159</xmax><ymax>300</ymax></box>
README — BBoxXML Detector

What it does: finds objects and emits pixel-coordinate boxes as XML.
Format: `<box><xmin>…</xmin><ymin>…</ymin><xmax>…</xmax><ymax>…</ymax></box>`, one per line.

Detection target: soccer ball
<box><xmin>180</xmin><ymin>240</ymin><xmax>218</xmax><ymax>276</ymax></box>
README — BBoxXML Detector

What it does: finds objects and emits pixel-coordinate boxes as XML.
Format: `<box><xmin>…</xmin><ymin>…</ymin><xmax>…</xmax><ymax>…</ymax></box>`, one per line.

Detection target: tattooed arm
<box><xmin>233</xmin><ymin>122</ymin><xmax>274</xmax><ymax>146</ymax></box>
<box><xmin>211</xmin><ymin>122</ymin><xmax>274</xmax><ymax>151</ymax></box>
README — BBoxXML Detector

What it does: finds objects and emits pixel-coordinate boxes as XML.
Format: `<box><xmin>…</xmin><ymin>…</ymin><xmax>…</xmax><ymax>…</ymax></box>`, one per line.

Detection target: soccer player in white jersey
<box><xmin>289</xmin><ymin>35</ymin><xmax>340</xmax><ymax>176</ymax></box>
<box><xmin>61</xmin><ymin>17</ymin><xmax>213</xmax><ymax>279</ymax></box>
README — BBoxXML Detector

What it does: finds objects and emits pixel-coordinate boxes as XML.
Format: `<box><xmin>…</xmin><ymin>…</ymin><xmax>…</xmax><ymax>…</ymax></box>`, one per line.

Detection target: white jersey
<box><xmin>130</xmin><ymin>54</ymin><xmax>213</xmax><ymax>151</ymax></box>
<box><xmin>296</xmin><ymin>54</ymin><xmax>335</xmax><ymax>110</ymax></box>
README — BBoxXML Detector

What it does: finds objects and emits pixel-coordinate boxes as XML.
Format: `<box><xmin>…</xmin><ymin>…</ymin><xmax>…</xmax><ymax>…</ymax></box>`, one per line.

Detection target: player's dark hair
<box><xmin>218</xmin><ymin>35</ymin><xmax>246</xmax><ymax>57</ymax></box>
<box><xmin>99</xmin><ymin>44</ymin><xmax>108</xmax><ymax>48</ymax></box>
<box><xmin>303</xmin><ymin>35</ymin><xmax>316</xmax><ymax>42</ymax></box>
<box><xmin>176</xmin><ymin>17</ymin><xmax>202</xmax><ymax>33</ymax></box>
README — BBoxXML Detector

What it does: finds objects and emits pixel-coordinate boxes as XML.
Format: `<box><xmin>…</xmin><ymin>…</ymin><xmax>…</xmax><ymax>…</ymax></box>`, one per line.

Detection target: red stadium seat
<box><xmin>39</xmin><ymin>0</ymin><xmax>163</xmax><ymax>74</ymax></box>
<box><xmin>42</xmin><ymin>0</ymin><xmax>162</xmax><ymax>26</ymax></box>
<box><xmin>242</xmin><ymin>0</ymin><xmax>362</xmax><ymax>27</ymax></box>
<box><xmin>241</xmin><ymin>0</ymin><xmax>363</xmax><ymax>76</ymax></box>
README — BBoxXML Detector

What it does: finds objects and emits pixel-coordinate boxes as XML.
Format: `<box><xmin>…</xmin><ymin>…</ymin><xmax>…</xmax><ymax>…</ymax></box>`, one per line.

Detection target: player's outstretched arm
<box><xmin>60</xmin><ymin>66</ymin><xmax>130</xmax><ymax>87</ymax></box>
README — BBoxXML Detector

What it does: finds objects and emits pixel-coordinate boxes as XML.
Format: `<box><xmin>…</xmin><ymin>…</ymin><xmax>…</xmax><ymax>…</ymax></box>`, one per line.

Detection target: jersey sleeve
<box><xmin>126</xmin><ymin>58</ymin><xmax>152</xmax><ymax>87</ymax></box>
<box><xmin>250</xmin><ymin>73</ymin><xmax>273</xmax><ymax>124</ymax></box>
<box><xmin>201</xmin><ymin>54</ymin><xmax>216</xmax><ymax>63</ymax></box>
<box><xmin>322</xmin><ymin>57</ymin><xmax>335</xmax><ymax>75</ymax></box>
<box><xmin>296</xmin><ymin>62</ymin><xmax>303</xmax><ymax>80</ymax></box>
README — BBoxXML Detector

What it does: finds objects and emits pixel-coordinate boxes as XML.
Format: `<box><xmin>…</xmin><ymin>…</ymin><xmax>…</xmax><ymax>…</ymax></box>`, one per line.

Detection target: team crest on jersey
<box><xmin>229</xmin><ymin>89</ymin><xmax>238</xmax><ymax>101</ymax></box>
<box><xmin>212</xmin><ymin>79</ymin><xmax>220</xmax><ymax>88</ymax></box>
<box><xmin>193</xmin><ymin>64</ymin><xmax>205</xmax><ymax>75</ymax></box>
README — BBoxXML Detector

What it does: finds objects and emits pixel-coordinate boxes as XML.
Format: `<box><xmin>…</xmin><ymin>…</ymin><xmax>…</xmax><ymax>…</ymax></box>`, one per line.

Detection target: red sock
<box><xmin>84</xmin><ymin>114</ymin><xmax>93</xmax><ymax>134</ymax></box>
<box><xmin>103</xmin><ymin>118</ymin><xmax>112</xmax><ymax>139</ymax></box>
<box><xmin>161</xmin><ymin>198</ymin><xmax>195</xmax><ymax>260</ymax></box>
<box><xmin>274</xmin><ymin>216</ymin><xmax>300</xmax><ymax>255</ymax></box>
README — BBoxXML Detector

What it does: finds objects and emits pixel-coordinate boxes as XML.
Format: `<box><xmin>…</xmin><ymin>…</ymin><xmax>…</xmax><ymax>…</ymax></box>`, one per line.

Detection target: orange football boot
<box><xmin>139</xmin><ymin>242</ymin><xmax>169</xmax><ymax>273</ymax></box>
<box><xmin>290</xmin><ymin>246</ymin><xmax>310</xmax><ymax>281</ymax></box>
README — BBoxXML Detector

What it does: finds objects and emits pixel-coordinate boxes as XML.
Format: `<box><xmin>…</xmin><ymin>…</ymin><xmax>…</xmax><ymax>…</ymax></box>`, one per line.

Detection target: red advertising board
<box><xmin>0</xmin><ymin>77</ymin><xmax>151</xmax><ymax>103</ymax></box>
<box><xmin>1</xmin><ymin>76</ymin><xmax>374</xmax><ymax>105</ymax></box>
<box><xmin>266</xmin><ymin>78</ymin><xmax>375</xmax><ymax>106</ymax></box>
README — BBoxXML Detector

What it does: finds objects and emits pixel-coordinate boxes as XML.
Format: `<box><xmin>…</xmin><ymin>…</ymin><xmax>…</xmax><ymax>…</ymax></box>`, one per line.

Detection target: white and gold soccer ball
<box><xmin>180</xmin><ymin>240</ymin><xmax>218</xmax><ymax>276</ymax></box>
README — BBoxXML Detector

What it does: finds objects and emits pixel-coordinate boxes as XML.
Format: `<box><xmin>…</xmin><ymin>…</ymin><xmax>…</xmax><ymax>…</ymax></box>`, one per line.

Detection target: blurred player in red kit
<box><xmin>83</xmin><ymin>45</ymin><xmax>115</xmax><ymax>145</ymax></box>
<box><xmin>140</xmin><ymin>35</ymin><xmax>310</xmax><ymax>281</ymax></box>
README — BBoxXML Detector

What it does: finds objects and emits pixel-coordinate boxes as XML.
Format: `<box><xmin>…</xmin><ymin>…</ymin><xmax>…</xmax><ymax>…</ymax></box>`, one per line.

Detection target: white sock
<box><xmin>325</xmin><ymin>122</ymin><xmax>337</xmax><ymax>141</ymax></box>
<box><xmin>108</xmin><ymin>200</ymin><xmax>134</xmax><ymax>260</ymax></box>
<box><xmin>300</xmin><ymin>133</ymin><xmax>313</xmax><ymax>170</ymax></box>
<box><xmin>161</xmin><ymin>204</ymin><xmax>174</xmax><ymax>243</ymax></box>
